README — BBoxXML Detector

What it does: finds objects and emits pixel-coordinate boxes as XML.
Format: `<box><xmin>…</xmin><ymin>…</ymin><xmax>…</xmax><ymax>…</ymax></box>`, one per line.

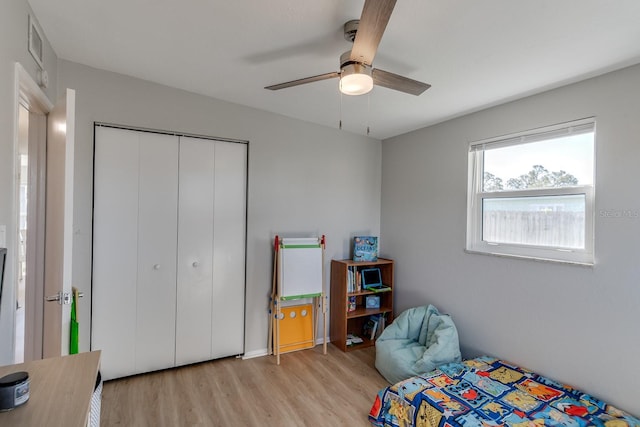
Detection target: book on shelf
<box><xmin>363</xmin><ymin>313</ymin><xmax>386</xmax><ymax>341</ymax></box>
<box><xmin>362</xmin><ymin>316</ymin><xmax>379</xmax><ymax>340</ymax></box>
<box><xmin>377</xmin><ymin>313</ymin><xmax>386</xmax><ymax>337</ymax></box>
<box><xmin>353</xmin><ymin>236</ymin><xmax>378</xmax><ymax>262</ymax></box>
<box><xmin>346</xmin><ymin>334</ymin><xmax>363</xmax><ymax>346</ymax></box>
<box><xmin>346</xmin><ymin>265</ymin><xmax>362</xmax><ymax>293</ymax></box>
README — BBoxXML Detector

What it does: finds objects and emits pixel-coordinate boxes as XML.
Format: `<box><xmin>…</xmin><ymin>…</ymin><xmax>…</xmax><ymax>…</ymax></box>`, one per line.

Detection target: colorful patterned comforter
<box><xmin>369</xmin><ymin>356</ymin><xmax>639</xmax><ymax>427</ymax></box>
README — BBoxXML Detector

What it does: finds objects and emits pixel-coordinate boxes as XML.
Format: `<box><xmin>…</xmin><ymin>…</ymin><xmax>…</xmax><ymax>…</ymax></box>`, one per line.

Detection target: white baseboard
<box><xmin>241</xmin><ymin>338</ymin><xmax>329</xmax><ymax>360</ymax></box>
<box><xmin>241</xmin><ymin>349</ymin><xmax>269</xmax><ymax>360</ymax></box>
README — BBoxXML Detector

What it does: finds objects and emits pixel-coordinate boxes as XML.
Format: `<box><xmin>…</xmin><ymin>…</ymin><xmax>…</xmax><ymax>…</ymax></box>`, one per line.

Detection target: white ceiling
<box><xmin>28</xmin><ymin>0</ymin><xmax>640</xmax><ymax>139</ymax></box>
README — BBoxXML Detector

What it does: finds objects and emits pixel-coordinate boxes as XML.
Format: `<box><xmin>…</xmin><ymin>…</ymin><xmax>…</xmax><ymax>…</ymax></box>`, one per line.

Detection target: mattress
<box><xmin>369</xmin><ymin>356</ymin><xmax>639</xmax><ymax>427</ymax></box>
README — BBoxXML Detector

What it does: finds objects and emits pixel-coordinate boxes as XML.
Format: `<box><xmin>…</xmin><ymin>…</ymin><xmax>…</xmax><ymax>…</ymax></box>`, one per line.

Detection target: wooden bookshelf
<box><xmin>330</xmin><ymin>258</ymin><xmax>394</xmax><ymax>352</ymax></box>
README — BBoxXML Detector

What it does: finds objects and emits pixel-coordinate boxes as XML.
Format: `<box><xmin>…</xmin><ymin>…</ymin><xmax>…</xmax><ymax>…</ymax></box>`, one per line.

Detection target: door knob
<box><xmin>192</xmin><ymin>261</ymin><xmax>200</xmax><ymax>268</ymax></box>
<box><xmin>153</xmin><ymin>264</ymin><xmax>161</xmax><ymax>270</ymax></box>
<box><xmin>45</xmin><ymin>292</ymin><xmax>71</xmax><ymax>305</ymax></box>
<box><xmin>45</xmin><ymin>293</ymin><xmax>61</xmax><ymax>303</ymax></box>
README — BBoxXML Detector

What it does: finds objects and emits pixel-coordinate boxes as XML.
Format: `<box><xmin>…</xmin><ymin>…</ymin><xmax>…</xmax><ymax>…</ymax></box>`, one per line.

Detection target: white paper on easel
<box><xmin>280</xmin><ymin>238</ymin><xmax>323</xmax><ymax>299</ymax></box>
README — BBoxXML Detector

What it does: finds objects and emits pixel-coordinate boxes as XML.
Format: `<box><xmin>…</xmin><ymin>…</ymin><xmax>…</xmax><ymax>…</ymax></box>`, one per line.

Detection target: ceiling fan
<box><xmin>265</xmin><ymin>0</ymin><xmax>431</xmax><ymax>96</ymax></box>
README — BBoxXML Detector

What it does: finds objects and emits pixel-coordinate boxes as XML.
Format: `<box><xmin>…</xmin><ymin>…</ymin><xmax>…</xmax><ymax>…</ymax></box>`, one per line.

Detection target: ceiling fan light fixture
<box><xmin>339</xmin><ymin>63</ymin><xmax>373</xmax><ymax>96</ymax></box>
<box><xmin>266</xmin><ymin>4</ymin><xmax>431</xmax><ymax>98</ymax></box>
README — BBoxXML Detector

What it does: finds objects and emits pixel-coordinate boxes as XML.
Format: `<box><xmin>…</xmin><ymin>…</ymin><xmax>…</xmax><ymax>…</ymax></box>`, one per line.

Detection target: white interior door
<box><xmin>23</xmin><ymin>109</ymin><xmax>47</xmax><ymax>362</ymax></box>
<box><xmin>42</xmin><ymin>88</ymin><xmax>75</xmax><ymax>358</ymax></box>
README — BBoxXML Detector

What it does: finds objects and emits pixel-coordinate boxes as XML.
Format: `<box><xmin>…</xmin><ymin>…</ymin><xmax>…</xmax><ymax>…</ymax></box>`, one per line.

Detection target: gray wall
<box><xmin>3</xmin><ymin>2</ymin><xmax>638</xmax><ymax>416</ymax></box>
<box><xmin>0</xmin><ymin>0</ymin><xmax>58</xmax><ymax>364</ymax></box>
<box><xmin>56</xmin><ymin>59</ymin><xmax>381</xmax><ymax>359</ymax></box>
<box><xmin>381</xmin><ymin>63</ymin><xmax>640</xmax><ymax>414</ymax></box>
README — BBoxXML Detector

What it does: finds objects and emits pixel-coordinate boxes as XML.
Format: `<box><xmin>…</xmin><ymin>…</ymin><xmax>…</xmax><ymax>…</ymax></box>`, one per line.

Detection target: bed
<box><xmin>369</xmin><ymin>356</ymin><xmax>639</xmax><ymax>427</ymax></box>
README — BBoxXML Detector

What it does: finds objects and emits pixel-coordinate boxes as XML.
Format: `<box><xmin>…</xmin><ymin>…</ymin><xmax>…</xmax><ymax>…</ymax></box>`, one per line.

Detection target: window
<box><xmin>466</xmin><ymin>118</ymin><xmax>595</xmax><ymax>264</ymax></box>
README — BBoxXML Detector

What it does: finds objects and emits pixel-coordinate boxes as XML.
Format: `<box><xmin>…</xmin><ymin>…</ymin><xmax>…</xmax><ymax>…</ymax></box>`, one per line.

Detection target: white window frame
<box><xmin>466</xmin><ymin>118</ymin><xmax>595</xmax><ymax>265</ymax></box>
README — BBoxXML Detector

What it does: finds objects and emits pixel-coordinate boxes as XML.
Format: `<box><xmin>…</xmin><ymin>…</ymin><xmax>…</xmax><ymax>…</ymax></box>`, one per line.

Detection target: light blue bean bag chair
<box><xmin>375</xmin><ymin>304</ymin><xmax>461</xmax><ymax>384</ymax></box>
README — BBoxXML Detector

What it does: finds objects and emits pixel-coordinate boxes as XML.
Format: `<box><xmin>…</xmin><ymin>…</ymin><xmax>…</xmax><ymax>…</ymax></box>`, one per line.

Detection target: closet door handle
<box><xmin>192</xmin><ymin>261</ymin><xmax>200</xmax><ymax>268</ymax></box>
<box><xmin>153</xmin><ymin>264</ymin><xmax>161</xmax><ymax>270</ymax></box>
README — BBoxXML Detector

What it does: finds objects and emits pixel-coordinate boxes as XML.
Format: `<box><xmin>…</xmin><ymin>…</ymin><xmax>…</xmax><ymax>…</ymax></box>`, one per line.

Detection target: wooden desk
<box><xmin>0</xmin><ymin>351</ymin><xmax>101</xmax><ymax>427</ymax></box>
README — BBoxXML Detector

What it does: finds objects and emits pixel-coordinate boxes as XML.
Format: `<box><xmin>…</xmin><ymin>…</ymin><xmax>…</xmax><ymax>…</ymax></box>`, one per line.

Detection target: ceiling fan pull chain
<box><xmin>367</xmin><ymin>92</ymin><xmax>371</xmax><ymax>136</ymax></box>
<box><xmin>339</xmin><ymin>91</ymin><xmax>343</xmax><ymax>130</ymax></box>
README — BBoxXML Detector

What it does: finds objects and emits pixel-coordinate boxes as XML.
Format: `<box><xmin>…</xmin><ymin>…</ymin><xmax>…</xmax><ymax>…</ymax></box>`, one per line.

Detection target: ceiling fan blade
<box><xmin>265</xmin><ymin>72</ymin><xmax>340</xmax><ymax>91</ymax></box>
<box><xmin>372</xmin><ymin>68</ymin><xmax>431</xmax><ymax>96</ymax></box>
<box><xmin>350</xmin><ymin>0</ymin><xmax>397</xmax><ymax>65</ymax></box>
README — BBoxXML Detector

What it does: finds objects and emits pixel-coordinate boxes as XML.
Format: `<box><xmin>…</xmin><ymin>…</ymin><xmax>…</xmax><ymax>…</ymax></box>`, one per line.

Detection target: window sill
<box><xmin>464</xmin><ymin>248</ymin><xmax>595</xmax><ymax>267</ymax></box>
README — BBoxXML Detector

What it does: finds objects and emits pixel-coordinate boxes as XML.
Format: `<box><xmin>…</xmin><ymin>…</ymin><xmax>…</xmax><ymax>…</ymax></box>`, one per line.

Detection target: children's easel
<box><xmin>268</xmin><ymin>235</ymin><xmax>327</xmax><ymax>364</ymax></box>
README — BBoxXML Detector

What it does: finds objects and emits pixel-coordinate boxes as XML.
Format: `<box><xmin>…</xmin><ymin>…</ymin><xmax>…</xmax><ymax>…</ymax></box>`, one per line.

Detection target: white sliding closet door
<box><xmin>175</xmin><ymin>138</ymin><xmax>246</xmax><ymax>365</ymax></box>
<box><xmin>135</xmin><ymin>132</ymin><xmax>179</xmax><ymax>373</ymax></box>
<box><xmin>175</xmin><ymin>138</ymin><xmax>215</xmax><ymax>365</ymax></box>
<box><xmin>211</xmin><ymin>141</ymin><xmax>246</xmax><ymax>358</ymax></box>
<box><xmin>92</xmin><ymin>127</ymin><xmax>139</xmax><ymax>379</ymax></box>
<box><xmin>93</xmin><ymin>126</ymin><xmax>246</xmax><ymax>379</ymax></box>
<box><xmin>92</xmin><ymin>127</ymin><xmax>179</xmax><ymax>380</ymax></box>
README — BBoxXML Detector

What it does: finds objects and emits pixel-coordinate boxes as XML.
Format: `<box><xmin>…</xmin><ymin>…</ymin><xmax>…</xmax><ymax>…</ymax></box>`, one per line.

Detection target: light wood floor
<box><xmin>100</xmin><ymin>344</ymin><xmax>388</xmax><ymax>426</ymax></box>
